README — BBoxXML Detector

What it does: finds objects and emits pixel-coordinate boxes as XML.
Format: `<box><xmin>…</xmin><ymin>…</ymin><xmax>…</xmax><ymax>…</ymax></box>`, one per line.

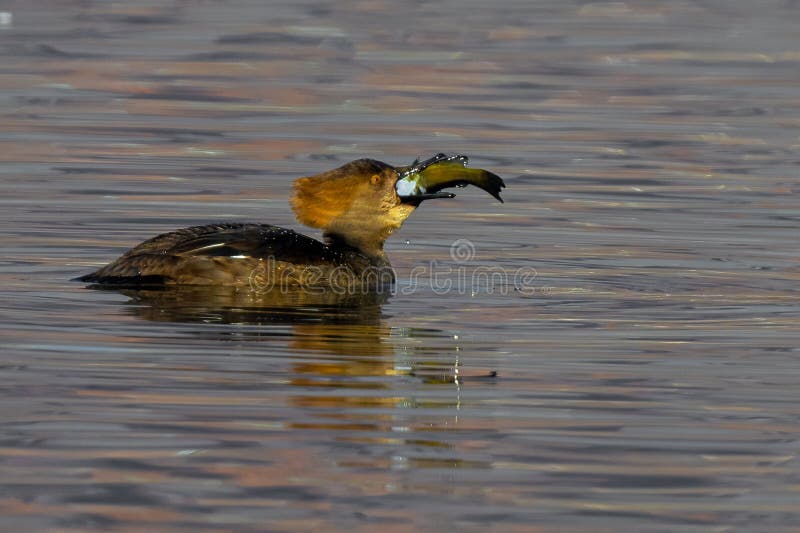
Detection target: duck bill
<box><xmin>398</xmin><ymin>191</ymin><xmax>456</xmax><ymax>205</ymax></box>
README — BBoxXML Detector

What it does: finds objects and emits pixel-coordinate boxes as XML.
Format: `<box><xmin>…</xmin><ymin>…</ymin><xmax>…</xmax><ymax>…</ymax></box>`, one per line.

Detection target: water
<box><xmin>2</xmin><ymin>1</ymin><xmax>799</xmax><ymax>531</ymax></box>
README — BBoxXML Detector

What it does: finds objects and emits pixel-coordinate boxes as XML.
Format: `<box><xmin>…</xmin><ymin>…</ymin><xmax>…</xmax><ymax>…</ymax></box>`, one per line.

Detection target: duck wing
<box><xmin>77</xmin><ymin>223</ymin><xmax>335</xmax><ymax>284</ymax></box>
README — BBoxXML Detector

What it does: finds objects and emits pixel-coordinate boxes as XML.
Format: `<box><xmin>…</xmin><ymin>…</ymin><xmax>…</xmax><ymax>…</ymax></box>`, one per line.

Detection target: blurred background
<box><xmin>1</xmin><ymin>1</ymin><xmax>799</xmax><ymax>531</ymax></box>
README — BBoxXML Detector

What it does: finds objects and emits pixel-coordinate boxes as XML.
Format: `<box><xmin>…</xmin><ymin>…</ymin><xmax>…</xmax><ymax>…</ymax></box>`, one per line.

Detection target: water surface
<box><xmin>2</xmin><ymin>1</ymin><xmax>799</xmax><ymax>531</ymax></box>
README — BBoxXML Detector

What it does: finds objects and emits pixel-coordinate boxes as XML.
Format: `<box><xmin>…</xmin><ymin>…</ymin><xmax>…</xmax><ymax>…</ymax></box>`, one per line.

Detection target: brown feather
<box><xmin>290</xmin><ymin>159</ymin><xmax>392</xmax><ymax>230</ymax></box>
<box><xmin>290</xmin><ymin>175</ymin><xmax>355</xmax><ymax>229</ymax></box>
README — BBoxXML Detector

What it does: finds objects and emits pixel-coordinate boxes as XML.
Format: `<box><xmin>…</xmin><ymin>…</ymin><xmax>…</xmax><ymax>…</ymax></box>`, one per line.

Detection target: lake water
<box><xmin>2</xmin><ymin>1</ymin><xmax>799</xmax><ymax>531</ymax></box>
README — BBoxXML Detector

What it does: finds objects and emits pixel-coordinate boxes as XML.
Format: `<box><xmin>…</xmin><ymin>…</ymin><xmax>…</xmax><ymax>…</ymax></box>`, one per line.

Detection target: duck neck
<box><xmin>323</xmin><ymin>229</ymin><xmax>389</xmax><ymax>267</ymax></box>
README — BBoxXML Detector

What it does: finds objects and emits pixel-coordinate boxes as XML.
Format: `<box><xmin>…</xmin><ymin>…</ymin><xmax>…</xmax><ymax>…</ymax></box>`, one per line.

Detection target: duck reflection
<box><xmin>94</xmin><ymin>284</ymin><xmax>475</xmax><ymax>385</ymax></box>
<box><xmin>112</xmin><ymin>284</ymin><xmax>389</xmax><ymax>327</ymax></box>
<box><xmin>91</xmin><ymin>284</ymin><xmax>495</xmax><ymax>454</ymax></box>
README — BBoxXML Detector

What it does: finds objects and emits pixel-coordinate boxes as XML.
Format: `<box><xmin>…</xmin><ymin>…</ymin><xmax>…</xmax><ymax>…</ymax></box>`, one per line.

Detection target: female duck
<box><xmin>77</xmin><ymin>154</ymin><xmax>504</xmax><ymax>288</ymax></box>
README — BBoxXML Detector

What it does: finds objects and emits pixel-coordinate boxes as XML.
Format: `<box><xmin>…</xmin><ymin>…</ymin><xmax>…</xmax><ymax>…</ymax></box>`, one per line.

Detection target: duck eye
<box><xmin>370</xmin><ymin>174</ymin><xmax>381</xmax><ymax>186</ymax></box>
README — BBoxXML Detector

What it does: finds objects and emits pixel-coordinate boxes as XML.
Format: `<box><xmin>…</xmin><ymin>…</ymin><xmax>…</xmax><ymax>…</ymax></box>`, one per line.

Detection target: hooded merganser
<box><xmin>76</xmin><ymin>153</ymin><xmax>505</xmax><ymax>287</ymax></box>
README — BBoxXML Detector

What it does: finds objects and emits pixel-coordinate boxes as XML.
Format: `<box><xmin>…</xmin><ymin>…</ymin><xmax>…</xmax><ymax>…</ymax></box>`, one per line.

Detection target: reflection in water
<box><xmin>102</xmin><ymin>282</ymin><xmax>485</xmax><ymax>382</ymax></box>
<box><xmin>85</xmin><ymin>283</ymin><xmax>479</xmax><ymax>484</ymax></box>
<box><xmin>109</xmin><ymin>284</ymin><xmax>390</xmax><ymax>326</ymax></box>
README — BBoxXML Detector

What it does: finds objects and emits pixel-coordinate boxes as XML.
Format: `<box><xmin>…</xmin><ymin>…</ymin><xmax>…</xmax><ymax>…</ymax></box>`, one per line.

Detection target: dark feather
<box><xmin>77</xmin><ymin>223</ymin><xmax>345</xmax><ymax>284</ymax></box>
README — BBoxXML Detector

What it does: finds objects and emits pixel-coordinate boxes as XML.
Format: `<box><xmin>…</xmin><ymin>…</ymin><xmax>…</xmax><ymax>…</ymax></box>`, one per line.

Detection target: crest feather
<box><xmin>290</xmin><ymin>159</ymin><xmax>392</xmax><ymax>230</ymax></box>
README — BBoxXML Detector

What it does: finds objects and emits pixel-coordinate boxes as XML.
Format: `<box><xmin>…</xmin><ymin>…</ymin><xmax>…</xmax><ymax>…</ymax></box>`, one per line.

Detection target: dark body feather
<box><xmin>77</xmin><ymin>223</ymin><xmax>391</xmax><ymax>287</ymax></box>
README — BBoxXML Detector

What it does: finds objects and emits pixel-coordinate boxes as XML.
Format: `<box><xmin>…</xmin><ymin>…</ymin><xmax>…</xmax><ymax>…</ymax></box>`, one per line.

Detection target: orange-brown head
<box><xmin>291</xmin><ymin>159</ymin><xmax>416</xmax><ymax>260</ymax></box>
<box><xmin>290</xmin><ymin>155</ymin><xmax>505</xmax><ymax>260</ymax></box>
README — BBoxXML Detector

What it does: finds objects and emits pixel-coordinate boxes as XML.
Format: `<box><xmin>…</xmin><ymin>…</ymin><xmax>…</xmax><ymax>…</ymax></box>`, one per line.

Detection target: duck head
<box><xmin>291</xmin><ymin>154</ymin><xmax>504</xmax><ymax>260</ymax></box>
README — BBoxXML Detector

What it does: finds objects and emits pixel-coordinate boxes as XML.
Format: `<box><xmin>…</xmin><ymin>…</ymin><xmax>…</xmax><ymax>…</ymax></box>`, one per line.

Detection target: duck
<box><xmin>76</xmin><ymin>153</ymin><xmax>505</xmax><ymax>288</ymax></box>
